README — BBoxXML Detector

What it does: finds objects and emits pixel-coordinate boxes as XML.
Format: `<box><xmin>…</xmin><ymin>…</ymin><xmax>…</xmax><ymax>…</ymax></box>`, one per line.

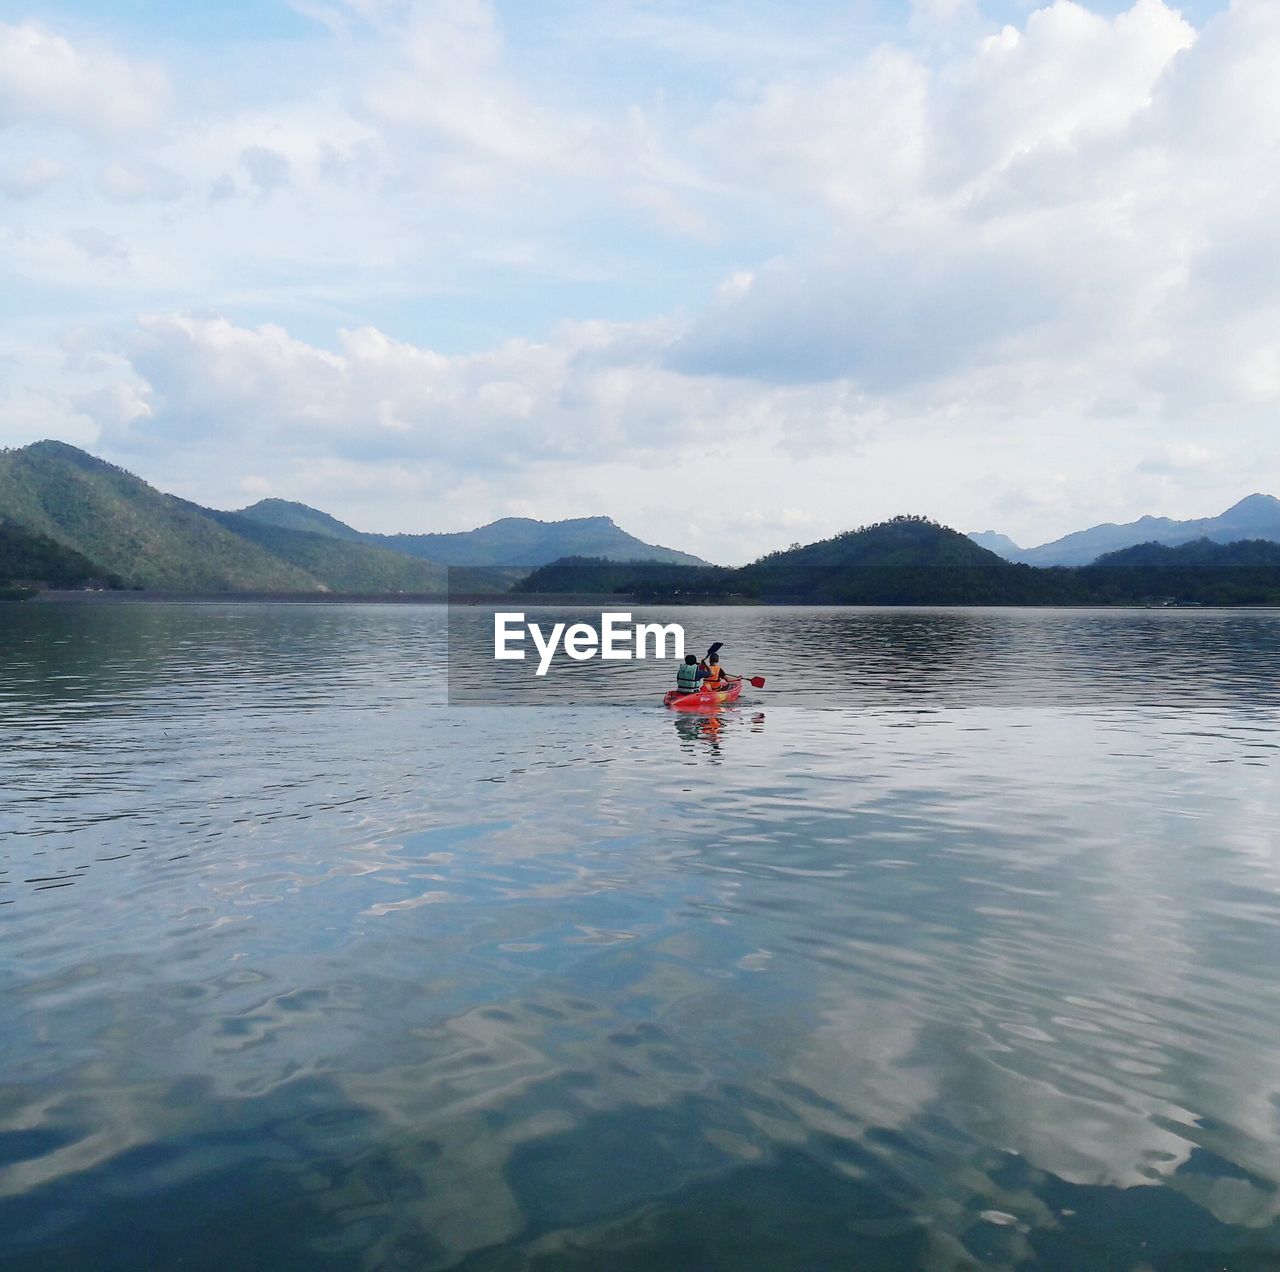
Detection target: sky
<box><xmin>1</xmin><ymin>0</ymin><xmax>1273</xmax><ymax>564</ymax></box>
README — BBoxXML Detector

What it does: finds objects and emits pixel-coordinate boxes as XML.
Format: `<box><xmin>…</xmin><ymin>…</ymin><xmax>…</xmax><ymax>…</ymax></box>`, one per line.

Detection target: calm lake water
<box><xmin>2</xmin><ymin>602</ymin><xmax>1279</xmax><ymax>1270</ymax></box>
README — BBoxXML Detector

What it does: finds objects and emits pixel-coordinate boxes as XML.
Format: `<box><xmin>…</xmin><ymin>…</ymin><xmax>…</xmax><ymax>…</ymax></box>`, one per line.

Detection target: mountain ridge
<box><xmin>0</xmin><ymin>442</ymin><xmax>322</xmax><ymax>592</ymax></box>
<box><xmin>0</xmin><ymin>442</ymin><xmax>709</xmax><ymax>591</ymax></box>
<box><xmin>202</xmin><ymin>506</ymin><xmax>448</xmax><ymax>593</ymax></box>
<box><xmin>521</xmin><ymin>517</ymin><xmax>1280</xmax><ymax>606</ymax></box>
<box><xmin>236</xmin><ymin>500</ymin><xmax>709</xmax><ymax>568</ymax></box>
<box><xmin>522</xmin><ymin>516</ymin><xmax>1073</xmax><ymax>604</ymax></box>
<box><xmin>6</xmin><ymin>440</ymin><xmax>1278</xmax><ymax>599</ymax></box>
<box><xmin>969</xmin><ymin>494</ymin><xmax>1280</xmax><ymax>566</ymax></box>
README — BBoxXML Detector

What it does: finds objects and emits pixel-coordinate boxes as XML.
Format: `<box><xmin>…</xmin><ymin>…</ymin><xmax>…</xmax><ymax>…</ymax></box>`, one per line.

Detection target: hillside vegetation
<box><xmin>0</xmin><ymin>442</ymin><xmax>702</xmax><ymax>594</ymax></box>
<box><xmin>6</xmin><ymin>441</ymin><xmax>1279</xmax><ymax>605</ymax></box>
<box><xmin>0</xmin><ymin>442</ymin><xmax>320</xmax><ymax>592</ymax></box>
<box><xmin>0</xmin><ymin>521</ymin><xmax>119</xmax><ymax>593</ymax></box>
<box><xmin>518</xmin><ymin>519</ymin><xmax>1280</xmax><ymax>606</ymax></box>
<box><xmin>238</xmin><ymin>501</ymin><xmax>709</xmax><ymax>568</ymax></box>
<box><xmin>204</xmin><ymin>509</ymin><xmax>446</xmax><ymax>593</ymax></box>
<box><xmin>1076</xmin><ymin>538</ymin><xmax>1280</xmax><ymax>606</ymax></box>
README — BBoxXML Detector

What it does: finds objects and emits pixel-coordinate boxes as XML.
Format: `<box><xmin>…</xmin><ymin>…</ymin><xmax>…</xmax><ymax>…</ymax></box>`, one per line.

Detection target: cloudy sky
<box><xmin>0</xmin><ymin>0</ymin><xmax>1273</xmax><ymax>562</ymax></box>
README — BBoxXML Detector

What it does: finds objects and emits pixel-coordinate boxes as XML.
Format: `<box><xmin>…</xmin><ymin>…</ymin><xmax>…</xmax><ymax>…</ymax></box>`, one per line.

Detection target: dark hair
<box><xmin>708</xmin><ymin>653</ymin><xmax>719</xmax><ymax>664</ymax></box>
<box><xmin>684</xmin><ymin>654</ymin><xmax>697</xmax><ymax>664</ymax></box>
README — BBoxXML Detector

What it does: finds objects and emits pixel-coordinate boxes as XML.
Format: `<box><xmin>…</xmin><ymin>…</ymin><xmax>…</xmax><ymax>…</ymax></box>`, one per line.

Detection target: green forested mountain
<box><xmin>233</xmin><ymin>498</ymin><xmax>367</xmax><ymax>542</ymax></box>
<box><xmin>8</xmin><ymin>439</ymin><xmax>1277</xmax><ymax>604</ymax></box>
<box><xmin>0</xmin><ymin>442</ymin><xmax>321</xmax><ymax>592</ymax></box>
<box><xmin>519</xmin><ymin>517</ymin><xmax>1067</xmax><ymax>603</ymax></box>
<box><xmin>519</xmin><ymin>519</ymin><xmax>1280</xmax><ymax>606</ymax></box>
<box><xmin>204</xmin><ymin>508</ymin><xmax>446</xmax><ymax>593</ymax></box>
<box><xmin>0</xmin><ymin>521</ymin><xmax>119</xmax><ymax>591</ymax></box>
<box><xmin>377</xmin><ymin>515</ymin><xmax>708</xmax><ymax>567</ymax></box>
<box><xmin>516</xmin><ymin>556</ymin><xmax>732</xmax><ymax>596</ymax></box>
<box><xmin>1092</xmin><ymin>538</ymin><xmax>1280</xmax><ymax>567</ymax></box>
<box><xmin>1077</xmin><ymin>538</ymin><xmax>1280</xmax><ymax>605</ymax></box>
<box><xmin>238</xmin><ymin>500</ymin><xmax>709</xmax><ymax>568</ymax></box>
<box><xmin>0</xmin><ymin>442</ymin><xmax>696</xmax><ymax>593</ymax></box>
<box><xmin>732</xmin><ymin>516</ymin><xmax>1072</xmax><ymax>604</ymax></box>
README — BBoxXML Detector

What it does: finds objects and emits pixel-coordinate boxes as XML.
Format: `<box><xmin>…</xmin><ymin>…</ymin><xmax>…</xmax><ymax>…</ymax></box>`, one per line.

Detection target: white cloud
<box><xmin>4</xmin><ymin>0</ymin><xmax>1280</xmax><ymax>557</ymax></box>
<box><xmin>1137</xmin><ymin>442</ymin><xmax>1221</xmax><ymax>474</ymax></box>
<box><xmin>360</xmin><ymin>0</ymin><xmax>570</xmax><ymax>169</ymax></box>
<box><xmin>0</xmin><ymin>156</ymin><xmax>64</xmax><ymax>199</ymax></box>
<box><xmin>240</xmin><ymin>146</ymin><xmax>292</xmax><ymax>197</ymax></box>
<box><xmin>100</xmin><ymin>159</ymin><xmax>186</xmax><ymax>203</ymax></box>
<box><xmin>695</xmin><ymin>47</ymin><xmax>930</xmax><ymax>221</ymax></box>
<box><xmin>676</xmin><ymin>0</ymin><xmax>1206</xmax><ymax>397</ymax></box>
<box><xmin>65</xmin><ymin>310</ymin><xmax>883</xmax><ymax>556</ymax></box>
<box><xmin>65</xmin><ymin>227</ymin><xmax>130</xmax><ymax>263</ymax></box>
<box><xmin>938</xmin><ymin>0</ymin><xmax>1194</xmax><ymax>180</ymax></box>
<box><xmin>71</xmin><ymin>381</ymin><xmax>151</xmax><ymax>429</ymax></box>
<box><xmin>911</xmin><ymin>0</ymin><xmax>978</xmax><ymax>27</ymax></box>
<box><xmin>0</xmin><ymin>21</ymin><xmax>168</xmax><ymax>136</ymax></box>
<box><xmin>113</xmin><ymin>311</ymin><xmax>751</xmax><ymax>468</ymax></box>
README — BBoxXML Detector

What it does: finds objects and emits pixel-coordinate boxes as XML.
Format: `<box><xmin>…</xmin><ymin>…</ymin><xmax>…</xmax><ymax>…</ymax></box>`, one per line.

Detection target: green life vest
<box><xmin>676</xmin><ymin>663</ymin><xmax>699</xmax><ymax>692</ymax></box>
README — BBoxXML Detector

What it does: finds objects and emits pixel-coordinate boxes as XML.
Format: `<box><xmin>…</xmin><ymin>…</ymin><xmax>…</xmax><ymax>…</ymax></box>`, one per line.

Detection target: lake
<box><xmin>2</xmin><ymin>602</ymin><xmax>1279</xmax><ymax>1269</ymax></box>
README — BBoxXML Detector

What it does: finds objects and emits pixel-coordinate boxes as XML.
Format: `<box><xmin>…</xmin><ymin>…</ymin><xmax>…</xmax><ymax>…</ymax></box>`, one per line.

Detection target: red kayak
<box><xmin>663</xmin><ymin>679</ymin><xmax>743</xmax><ymax>710</ymax></box>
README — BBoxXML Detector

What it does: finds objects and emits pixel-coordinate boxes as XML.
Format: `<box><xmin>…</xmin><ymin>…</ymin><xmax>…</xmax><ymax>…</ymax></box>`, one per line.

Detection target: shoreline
<box><xmin>17</xmin><ymin>590</ymin><xmax>1280</xmax><ymax>610</ymax></box>
<box><xmin>25</xmin><ymin>589</ymin><xmax>627</xmax><ymax>606</ymax></box>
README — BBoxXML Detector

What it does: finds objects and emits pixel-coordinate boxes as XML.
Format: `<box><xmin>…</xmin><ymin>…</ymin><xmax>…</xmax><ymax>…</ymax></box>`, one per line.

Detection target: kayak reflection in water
<box><xmin>675</xmin><ymin>711</ymin><xmax>725</xmax><ymax>756</ymax></box>
<box><xmin>674</xmin><ymin>709</ymin><xmax>767</xmax><ymax>758</ymax></box>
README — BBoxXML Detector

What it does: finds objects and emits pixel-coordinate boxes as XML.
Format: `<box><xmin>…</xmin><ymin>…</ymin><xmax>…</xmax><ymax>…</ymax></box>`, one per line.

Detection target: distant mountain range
<box><xmin>969</xmin><ymin>495</ymin><xmax>1280</xmax><ymax>566</ymax></box>
<box><xmin>236</xmin><ymin>498</ymin><xmax>705</xmax><ymax>567</ymax></box>
<box><xmin>0</xmin><ymin>441</ymin><xmax>707</xmax><ymax>593</ymax></box>
<box><xmin>0</xmin><ymin>442</ymin><xmax>321</xmax><ymax>592</ymax></box>
<box><xmin>522</xmin><ymin>517</ymin><xmax>1280</xmax><ymax>606</ymax></box>
<box><xmin>525</xmin><ymin>517</ymin><xmax>1072</xmax><ymax>604</ymax></box>
<box><xmin>5</xmin><ymin>439</ymin><xmax>1280</xmax><ymax>605</ymax></box>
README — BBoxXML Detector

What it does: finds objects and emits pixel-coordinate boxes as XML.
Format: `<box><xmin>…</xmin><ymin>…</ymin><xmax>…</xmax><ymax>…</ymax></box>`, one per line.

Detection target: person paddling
<box><xmin>699</xmin><ymin>652</ymin><xmax>738</xmax><ymax>691</ymax></box>
<box><xmin>663</xmin><ymin>643</ymin><xmax>764</xmax><ymax>708</ymax></box>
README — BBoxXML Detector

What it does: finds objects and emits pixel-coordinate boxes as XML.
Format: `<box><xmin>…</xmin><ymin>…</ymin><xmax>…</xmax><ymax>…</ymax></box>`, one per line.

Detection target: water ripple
<box><xmin>1</xmin><ymin>603</ymin><xmax>1279</xmax><ymax>1268</ymax></box>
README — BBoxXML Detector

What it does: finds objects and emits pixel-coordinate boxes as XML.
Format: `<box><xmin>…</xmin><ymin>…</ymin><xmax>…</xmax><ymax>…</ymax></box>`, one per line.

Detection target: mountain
<box><xmin>0</xmin><ymin>442</ymin><xmax>321</xmax><ymax>592</ymax></box>
<box><xmin>0</xmin><ymin>520</ymin><xmax>119</xmax><ymax>590</ymax></box>
<box><xmin>748</xmin><ymin>515</ymin><xmax>1005</xmax><ymax>572</ymax></box>
<box><xmin>1092</xmin><ymin>538</ymin><xmax>1280</xmax><ymax>567</ymax></box>
<box><xmin>381</xmin><ymin>516</ymin><xmax>709</xmax><ymax>567</ymax></box>
<box><xmin>5</xmin><ymin>441</ymin><xmax>1274</xmax><ymax>605</ymax></box>
<box><xmin>1077</xmin><ymin>538</ymin><xmax>1280</xmax><ymax>606</ymax></box>
<box><xmin>522</xmin><ymin>516</ymin><xmax>1075</xmax><ymax>604</ymax></box>
<box><xmin>232</xmin><ymin>498</ymin><xmax>366</xmax><ymax>543</ymax></box>
<box><xmin>204</xmin><ymin>508</ymin><xmax>446</xmax><ymax>593</ymax></box>
<box><xmin>522</xmin><ymin>517</ymin><xmax>1280</xmax><ymax>606</ymax></box>
<box><xmin>967</xmin><ymin>530</ymin><xmax>1027</xmax><ymax>560</ymax></box>
<box><xmin>517</xmin><ymin>556</ymin><xmax>731</xmax><ymax>596</ymax></box>
<box><xmin>735</xmin><ymin>515</ymin><xmax>1072</xmax><ymax>603</ymax></box>
<box><xmin>970</xmin><ymin>495</ymin><xmax>1280</xmax><ymax>566</ymax></box>
<box><xmin>237</xmin><ymin>501</ymin><xmax>710</xmax><ymax>568</ymax></box>
<box><xmin>0</xmin><ymin>441</ymin><xmax>703</xmax><ymax>594</ymax></box>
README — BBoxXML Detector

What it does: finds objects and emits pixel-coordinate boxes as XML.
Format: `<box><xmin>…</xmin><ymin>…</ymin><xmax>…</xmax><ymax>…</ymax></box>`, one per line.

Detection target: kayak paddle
<box><xmin>747</xmin><ymin>676</ymin><xmax>766</xmax><ymax>688</ymax></box>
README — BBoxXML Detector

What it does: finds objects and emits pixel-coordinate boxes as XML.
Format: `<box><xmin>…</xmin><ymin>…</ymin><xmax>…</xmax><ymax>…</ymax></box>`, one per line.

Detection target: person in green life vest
<box><xmin>675</xmin><ymin>654</ymin><xmax>700</xmax><ymax>695</ymax></box>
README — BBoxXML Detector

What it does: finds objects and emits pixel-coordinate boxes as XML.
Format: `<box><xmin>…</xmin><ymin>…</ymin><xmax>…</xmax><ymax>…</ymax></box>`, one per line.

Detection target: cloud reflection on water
<box><xmin>1</xmin><ymin>603</ymin><xmax>1279</xmax><ymax>1267</ymax></box>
